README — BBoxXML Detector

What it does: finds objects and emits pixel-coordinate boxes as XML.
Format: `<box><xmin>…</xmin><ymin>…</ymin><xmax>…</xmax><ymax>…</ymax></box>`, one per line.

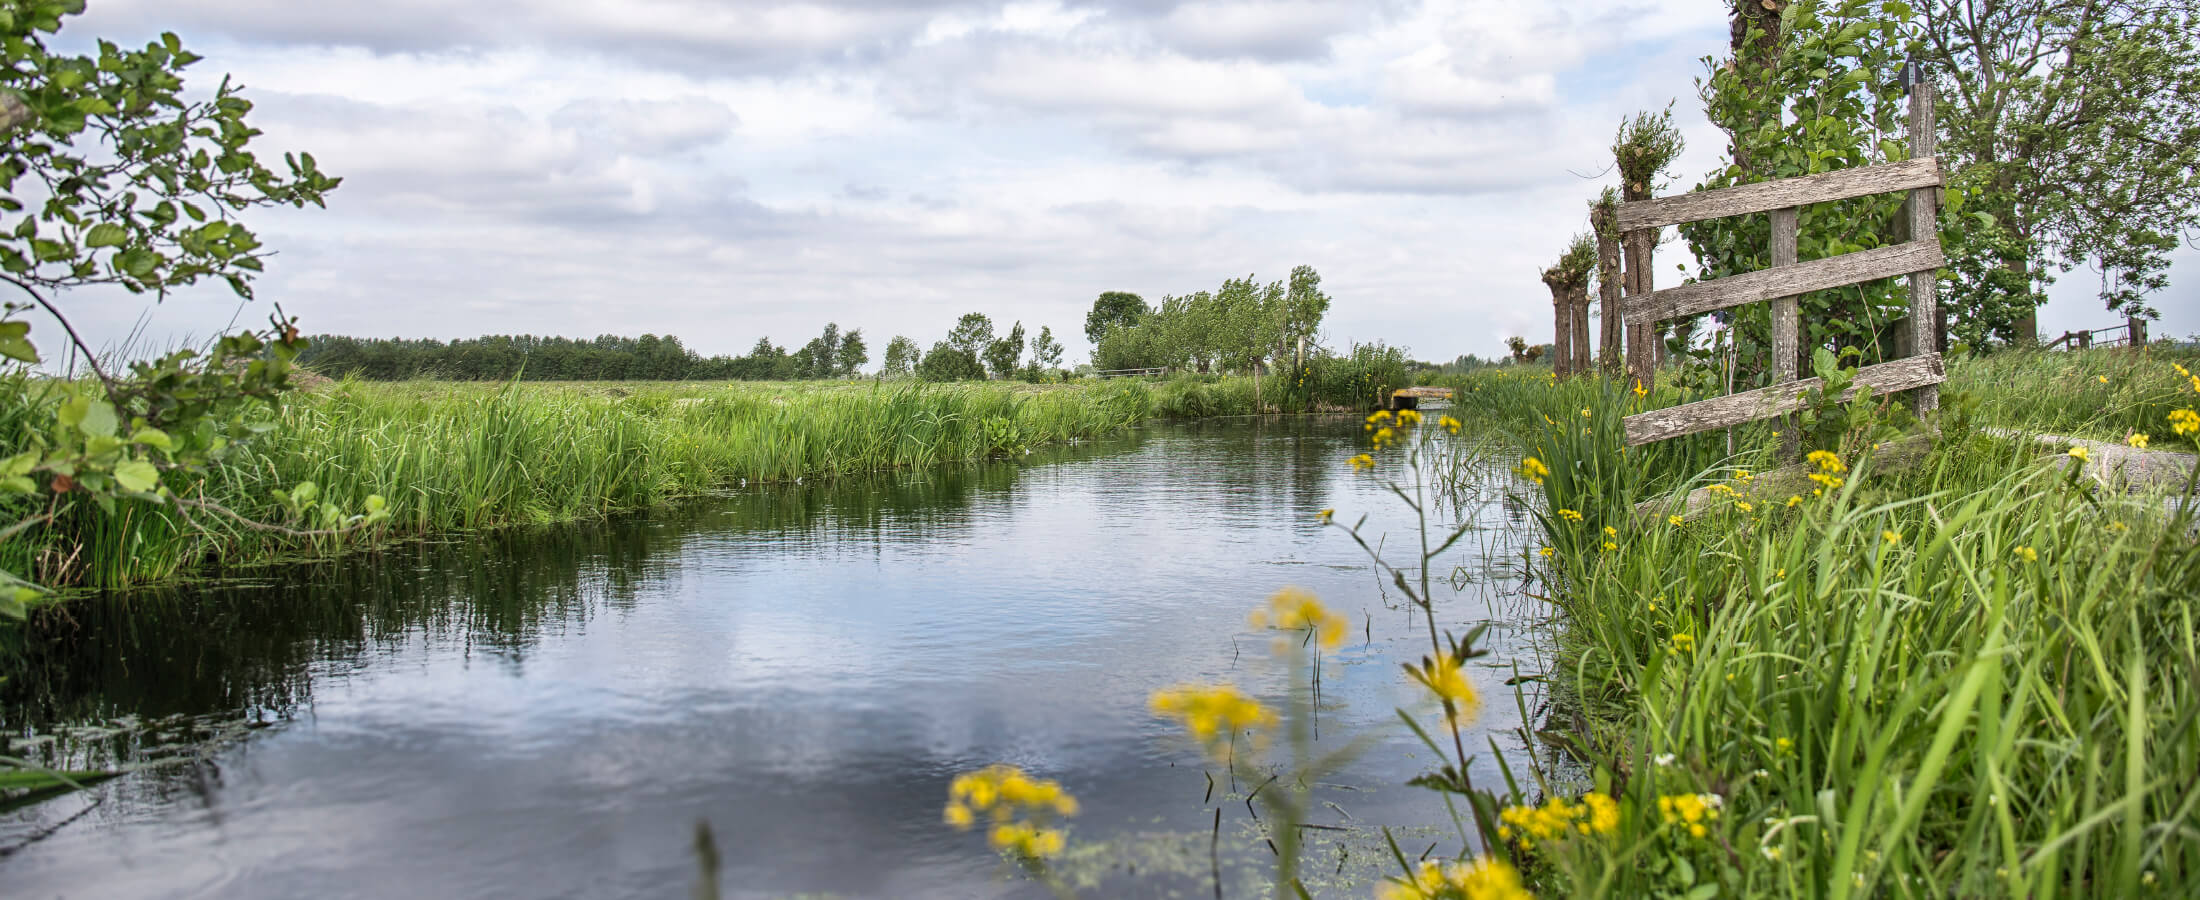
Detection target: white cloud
<box><xmin>48</xmin><ymin>0</ymin><xmax>2190</xmax><ymax>365</ymax></box>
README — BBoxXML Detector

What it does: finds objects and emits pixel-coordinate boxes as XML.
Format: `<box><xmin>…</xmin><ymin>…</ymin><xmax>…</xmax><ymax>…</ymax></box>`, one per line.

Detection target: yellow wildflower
<box><xmin>1249</xmin><ymin>586</ymin><xmax>1350</xmax><ymax>649</ymax></box>
<box><xmin>1806</xmin><ymin>450</ymin><xmax>1846</xmax><ymax>474</ymax></box>
<box><xmin>1656</xmin><ymin>793</ymin><xmax>1722</xmax><ymax>836</ymax></box>
<box><xmin>1317</xmin><ymin>508</ymin><xmax>1335</xmax><ymax>524</ymax></box>
<box><xmin>945</xmin><ymin>764</ymin><xmax>1079</xmax><ymax>858</ymax></box>
<box><xmin>2097</xmin><ymin>375</ymin><xmax>2108</xmax><ymax>384</ymax></box>
<box><xmin>1557</xmin><ymin>508</ymin><xmax>1583</xmax><ymax>522</ymax></box>
<box><xmin>1785</xmin><ymin>495</ymin><xmax>1802</xmax><ymax>508</ymax></box>
<box><xmin>1150</xmin><ymin>684</ymin><xmax>1274</xmax><ymax>745</ymax></box>
<box><xmin>1603</xmin><ymin>525</ymin><xmax>1617</xmax><ymax>536</ymax></box>
<box><xmin>1378</xmin><ymin>856</ymin><xmax>1531</xmax><ymax>900</ymax></box>
<box><xmin>2067</xmin><ymin>445</ymin><xmax>2088</xmax><ymax>463</ymax></box>
<box><xmin>2171</xmin><ymin>408</ymin><xmax>2200</xmax><ymax>437</ymax></box>
<box><xmin>1775</xmin><ymin>737</ymin><xmax>1794</xmax><ymax>754</ymax></box>
<box><xmin>1351</xmin><ymin>453</ymin><xmax>1376</xmax><ymax>472</ymax></box>
<box><xmin>1398</xmin><ymin>409</ymin><xmax>1423</xmax><ymax>426</ymax></box>
<box><xmin>1407</xmin><ymin>653</ymin><xmax>1481</xmax><ymax>724</ymax></box>
<box><xmin>1439</xmin><ymin>415</ymin><xmax>1462</xmax><ymax>434</ymax></box>
<box><xmin>1601</xmin><ymin>541</ymin><xmax>1617</xmax><ymax>551</ymax></box>
<box><xmin>1581</xmin><ymin>407</ymin><xmax>1592</xmax><ymax>418</ymax></box>
<box><xmin>1883</xmin><ymin>529</ymin><xmax>1901</xmax><ymax>544</ymax></box>
<box><xmin>1367</xmin><ymin>409</ymin><xmax>1394</xmax><ymax>425</ymax></box>
<box><xmin>1633</xmin><ymin>380</ymin><xmax>1648</xmax><ymax>398</ymax></box>
<box><xmin>1735</xmin><ymin>501</ymin><xmax>1754</xmax><ymax>513</ymax></box>
<box><xmin>2127</xmin><ymin>433</ymin><xmax>2149</xmax><ymax>449</ymax></box>
<box><xmin>2013</xmin><ymin>545</ymin><xmax>2037</xmax><ymax>562</ymax></box>
<box><xmin>1669</xmin><ymin>633</ymin><xmax>1695</xmax><ymax>654</ymax></box>
<box><xmin>1373</xmin><ymin>426</ymin><xmax>1398</xmax><ymax>449</ymax></box>
<box><xmin>1538</xmin><ymin>546</ymin><xmax>1554</xmax><ymax>558</ymax></box>
<box><xmin>1735</xmin><ymin>468</ymin><xmax>1753</xmax><ymax>483</ymax></box>
<box><xmin>1516</xmin><ymin>456</ymin><xmax>1550</xmax><ymax>485</ymax></box>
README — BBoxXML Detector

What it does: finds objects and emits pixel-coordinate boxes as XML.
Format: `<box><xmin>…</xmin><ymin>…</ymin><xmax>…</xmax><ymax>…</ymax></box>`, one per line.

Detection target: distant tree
<box><xmin>794</xmin><ymin>323</ymin><xmax>842</xmax><ymax>379</ymax></box>
<box><xmin>984</xmin><ymin>321</ymin><xmax>1025</xmax><ymax>379</ymax></box>
<box><xmin>1505</xmin><ymin>336</ymin><xmax>1529</xmax><ymax>363</ymax></box>
<box><xmin>1275</xmin><ymin>265</ymin><xmax>1331</xmax><ymax>367</ymax></box>
<box><xmin>835</xmin><ymin>328</ymin><xmax>868</xmax><ymax>377</ymax></box>
<box><xmin>947</xmin><ymin>313</ymin><xmax>995</xmax><ymax>360</ymax></box>
<box><xmin>1085</xmin><ymin>291</ymin><xmax>1149</xmax><ymax>345</ymax></box>
<box><xmin>881</xmin><ymin>335</ymin><xmax>919</xmax><ymax>377</ymax></box>
<box><xmin>916</xmin><ymin>341</ymin><xmax>984</xmax><ymax>381</ymax></box>
<box><xmin>1029</xmin><ymin>326</ymin><xmax>1064</xmax><ymax>379</ymax></box>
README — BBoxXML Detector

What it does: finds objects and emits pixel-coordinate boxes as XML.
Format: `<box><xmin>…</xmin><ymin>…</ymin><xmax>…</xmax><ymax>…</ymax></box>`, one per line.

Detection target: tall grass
<box><xmin>1487</xmin><ymin>368</ymin><xmax>2200</xmax><ymax>897</ymax></box>
<box><xmin>1949</xmin><ymin>346</ymin><xmax>2200</xmax><ymax>441</ymax></box>
<box><xmin>3</xmin><ymin>378</ymin><xmax>1178</xmax><ymax>590</ymax></box>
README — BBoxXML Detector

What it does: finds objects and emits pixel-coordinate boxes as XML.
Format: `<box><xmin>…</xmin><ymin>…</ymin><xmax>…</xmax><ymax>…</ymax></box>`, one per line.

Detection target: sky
<box><xmin>51</xmin><ymin>0</ymin><xmax>2200</xmax><ymax>367</ymax></box>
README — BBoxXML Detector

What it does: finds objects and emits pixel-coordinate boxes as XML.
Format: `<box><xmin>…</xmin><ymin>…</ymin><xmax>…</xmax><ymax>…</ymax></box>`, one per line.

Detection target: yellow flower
<box><xmin>2171</xmin><ymin>408</ymin><xmax>2200</xmax><ymax>437</ymax></box>
<box><xmin>2013</xmin><ymin>545</ymin><xmax>2038</xmax><ymax>563</ymax></box>
<box><xmin>1439</xmin><ymin>414</ymin><xmax>1462</xmax><ymax>434</ymax></box>
<box><xmin>1317</xmin><ymin>508</ymin><xmax>1335</xmax><ymax>524</ymax></box>
<box><xmin>2067</xmin><ymin>445</ymin><xmax>2088</xmax><ymax>463</ymax></box>
<box><xmin>1249</xmin><ymin>586</ymin><xmax>1350</xmax><ymax>649</ymax></box>
<box><xmin>1785</xmin><ymin>495</ymin><xmax>1802</xmax><ymax>508</ymax></box>
<box><xmin>1408</xmin><ymin>653</ymin><xmax>1481</xmax><ymax>724</ymax></box>
<box><xmin>1538</xmin><ymin>546</ymin><xmax>1554</xmax><ymax>558</ymax></box>
<box><xmin>1367</xmin><ymin>409</ymin><xmax>1394</xmax><ymax>425</ymax></box>
<box><xmin>2127</xmin><ymin>433</ymin><xmax>2149</xmax><ymax>449</ymax></box>
<box><xmin>1601</xmin><ymin>541</ymin><xmax>1617</xmax><ymax>551</ymax></box>
<box><xmin>1633</xmin><ymin>380</ymin><xmax>1648</xmax><ymax>398</ymax></box>
<box><xmin>1775</xmin><ymin>737</ymin><xmax>1794</xmax><ymax>754</ymax></box>
<box><xmin>1882</xmin><ymin>529</ymin><xmax>1901</xmax><ymax>544</ymax></box>
<box><xmin>1378</xmin><ymin>856</ymin><xmax>1530</xmax><ymax>900</ymax></box>
<box><xmin>1806</xmin><ymin>450</ymin><xmax>1845</xmax><ymax>474</ymax></box>
<box><xmin>1734</xmin><ymin>468</ymin><xmax>1753</xmax><ymax>483</ymax></box>
<box><xmin>1557</xmin><ymin>508</ymin><xmax>1583</xmax><ymax>522</ymax></box>
<box><xmin>1398</xmin><ymin>409</ymin><xmax>1423</xmax><ymax>426</ymax></box>
<box><xmin>1150</xmin><ymin>684</ymin><xmax>1274</xmax><ymax>745</ymax></box>
<box><xmin>1735</xmin><ymin>501</ymin><xmax>1754</xmax><ymax>513</ymax></box>
<box><xmin>1351</xmin><ymin>453</ymin><xmax>1376</xmax><ymax>472</ymax></box>
<box><xmin>946</xmin><ymin>764</ymin><xmax>1079</xmax><ymax>857</ymax></box>
<box><xmin>1580</xmin><ymin>407</ymin><xmax>1592</xmax><ymax>418</ymax></box>
<box><xmin>1669</xmin><ymin>633</ymin><xmax>1695</xmax><ymax>654</ymax></box>
<box><xmin>2097</xmin><ymin>375</ymin><xmax>2108</xmax><ymax>383</ymax></box>
<box><xmin>1668</xmin><ymin>514</ymin><xmax>1684</xmax><ymax>526</ymax></box>
<box><xmin>1373</xmin><ymin>426</ymin><xmax>1398</xmax><ymax>449</ymax></box>
<box><xmin>1516</xmin><ymin>457</ymin><xmax>1549</xmax><ymax>485</ymax></box>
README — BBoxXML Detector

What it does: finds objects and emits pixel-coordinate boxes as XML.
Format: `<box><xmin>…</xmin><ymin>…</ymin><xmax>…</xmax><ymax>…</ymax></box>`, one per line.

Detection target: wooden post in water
<box><xmin>1904</xmin><ymin>66</ymin><xmax>1940</xmax><ymax>412</ymax></box>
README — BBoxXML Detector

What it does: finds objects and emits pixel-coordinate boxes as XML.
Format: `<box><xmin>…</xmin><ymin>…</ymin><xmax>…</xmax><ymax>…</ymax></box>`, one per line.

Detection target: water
<box><xmin>1</xmin><ymin>419</ymin><xmax>1551</xmax><ymax>899</ymax></box>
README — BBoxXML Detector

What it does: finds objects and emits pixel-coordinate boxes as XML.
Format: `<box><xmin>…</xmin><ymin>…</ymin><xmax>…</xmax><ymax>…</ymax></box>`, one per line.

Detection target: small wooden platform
<box><xmin>1388</xmin><ymin>387</ymin><xmax>1453</xmax><ymax>410</ymax></box>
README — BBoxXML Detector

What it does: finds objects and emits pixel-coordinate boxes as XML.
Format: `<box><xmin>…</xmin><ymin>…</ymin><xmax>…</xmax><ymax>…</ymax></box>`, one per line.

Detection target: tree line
<box><xmin>1084</xmin><ymin>265</ymin><xmax>1332</xmax><ymax>375</ymax></box>
<box><xmin>296</xmin><ymin>317</ymin><xmax>1072</xmax><ymax>382</ymax></box>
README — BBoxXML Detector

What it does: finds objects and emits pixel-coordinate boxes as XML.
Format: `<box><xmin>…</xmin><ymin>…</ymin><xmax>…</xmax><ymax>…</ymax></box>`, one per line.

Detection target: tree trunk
<box><xmin>1596</xmin><ymin>226</ymin><xmax>1624</xmax><ymax>375</ymax></box>
<box><xmin>1571</xmin><ymin>284</ymin><xmax>1592</xmax><ymax>376</ymax></box>
<box><xmin>1550</xmin><ymin>285</ymin><xmax>1573</xmax><ymax>377</ymax></box>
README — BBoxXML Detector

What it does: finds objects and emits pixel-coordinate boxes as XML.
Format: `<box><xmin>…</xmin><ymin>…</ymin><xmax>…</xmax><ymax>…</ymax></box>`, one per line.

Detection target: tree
<box><xmin>984</xmin><ymin>320</ymin><xmax>1025</xmax><ymax>380</ymax></box>
<box><xmin>1542</xmin><ymin>235</ymin><xmax>1595</xmax><ymax>377</ymax></box>
<box><xmin>947</xmin><ymin>313</ymin><xmax>994</xmax><ymax>360</ymax></box>
<box><xmin>835</xmin><ymin>328</ymin><xmax>868</xmax><ymax>377</ymax></box>
<box><xmin>881</xmin><ymin>335</ymin><xmax>919</xmax><ymax>377</ymax></box>
<box><xmin>1275</xmin><ymin>266</ymin><xmax>1331</xmax><ymax>369</ymax></box>
<box><xmin>1684</xmin><ymin>0</ymin><xmax>1913</xmax><ymax>379</ymax></box>
<box><xmin>1029</xmin><ymin>326</ymin><xmax>1064</xmax><ymax>379</ymax></box>
<box><xmin>794</xmin><ymin>322</ymin><xmax>842</xmax><ymax>379</ymax></box>
<box><xmin>1922</xmin><ymin>0</ymin><xmax>2200</xmax><ymax>336</ymax></box>
<box><xmin>916</xmin><ymin>341</ymin><xmax>984</xmax><ymax>381</ymax></box>
<box><xmin>1</xmin><ymin>8</ymin><xmax>367</xmax><ymax>615</ymax></box>
<box><xmin>1613</xmin><ymin>105</ymin><xmax>1685</xmax><ymax>370</ymax></box>
<box><xmin>1085</xmin><ymin>291</ymin><xmax>1149</xmax><ymax>346</ymax></box>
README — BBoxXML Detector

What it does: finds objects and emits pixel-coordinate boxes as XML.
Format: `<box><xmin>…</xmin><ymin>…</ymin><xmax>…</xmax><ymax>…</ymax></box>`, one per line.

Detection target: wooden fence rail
<box><xmin>1602</xmin><ymin>69</ymin><xmax>1946</xmax><ymax>447</ymax></box>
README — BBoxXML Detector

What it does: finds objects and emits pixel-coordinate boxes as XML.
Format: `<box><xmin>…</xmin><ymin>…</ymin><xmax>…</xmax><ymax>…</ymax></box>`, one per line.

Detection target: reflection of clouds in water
<box><xmin>1</xmin><ymin>421</ymin><xmax>1543</xmax><ymax>898</ymax></box>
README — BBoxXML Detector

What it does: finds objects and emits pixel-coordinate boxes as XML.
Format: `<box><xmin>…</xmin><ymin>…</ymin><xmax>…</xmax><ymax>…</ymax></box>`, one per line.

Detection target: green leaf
<box><xmin>0</xmin><ymin>320</ymin><xmax>38</xmax><ymax>364</ymax></box>
<box><xmin>79</xmin><ymin>399</ymin><xmax>118</xmax><ymax>437</ymax></box>
<box><xmin>83</xmin><ymin>222</ymin><xmax>127</xmax><ymax>248</ymax></box>
<box><xmin>130</xmin><ymin>427</ymin><xmax>173</xmax><ymax>451</ymax></box>
<box><xmin>1</xmin><ymin>451</ymin><xmax>36</xmax><ymax>477</ymax></box>
<box><xmin>0</xmin><ymin>476</ymin><xmax>35</xmax><ymax>494</ymax></box>
<box><xmin>112</xmin><ymin>458</ymin><xmax>160</xmax><ymax>493</ymax></box>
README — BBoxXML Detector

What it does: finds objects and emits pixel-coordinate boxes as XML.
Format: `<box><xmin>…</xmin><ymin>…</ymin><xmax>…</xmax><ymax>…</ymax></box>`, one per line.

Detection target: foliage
<box><xmin>0</xmin><ymin>7</ymin><xmax>359</xmax><ymax>617</ymax></box>
<box><xmin>1611</xmin><ymin>104</ymin><xmax>1685</xmax><ymax>199</ymax></box>
<box><xmin>983</xmin><ymin>320</ymin><xmax>1025</xmax><ymax>380</ymax></box>
<box><xmin>1091</xmin><ymin>265</ymin><xmax>1331</xmax><ymax>377</ymax></box>
<box><xmin>1922</xmin><ymin>0</ymin><xmax>2200</xmax><ymax>323</ymax></box>
<box><xmin>1027</xmin><ymin>325</ymin><xmax>1064</xmax><ymax>381</ymax></box>
<box><xmin>881</xmin><ymin>334</ymin><xmax>919</xmax><ymax>378</ymax></box>
<box><xmin>301</xmin><ymin>332</ymin><xmax>813</xmax><ymax>381</ymax></box>
<box><xmin>1082</xmin><ymin>291</ymin><xmax>1147</xmax><ymax>346</ymax></box>
<box><xmin>946</xmin><ymin>312</ymin><xmax>995</xmax><ymax>360</ymax></box>
<box><xmin>916</xmin><ymin>341</ymin><xmax>985</xmax><ymax>382</ymax></box>
<box><xmin>833</xmin><ymin>328</ymin><xmax>867</xmax><ymax>377</ymax></box>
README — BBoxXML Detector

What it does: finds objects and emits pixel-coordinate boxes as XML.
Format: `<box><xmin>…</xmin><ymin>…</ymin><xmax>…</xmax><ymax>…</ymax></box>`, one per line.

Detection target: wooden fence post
<box><xmin>1770</xmin><ymin>206</ymin><xmax>1800</xmax><ymax>455</ymax></box>
<box><xmin>2128</xmin><ymin>316</ymin><xmax>2147</xmax><ymax>348</ymax></box>
<box><xmin>1905</xmin><ymin>69</ymin><xmax>1940</xmax><ymax>412</ymax></box>
<box><xmin>1596</xmin><ymin>220</ymin><xmax>1623</xmax><ymax>375</ymax></box>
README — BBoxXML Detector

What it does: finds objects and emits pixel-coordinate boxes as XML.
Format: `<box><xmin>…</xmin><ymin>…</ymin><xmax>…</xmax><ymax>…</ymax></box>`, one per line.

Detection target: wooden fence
<box><xmin>1601</xmin><ymin>73</ymin><xmax>1947</xmax><ymax>447</ymax></box>
<box><xmin>2045</xmin><ymin>318</ymin><xmax>2149</xmax><ymax>351</ymax></box>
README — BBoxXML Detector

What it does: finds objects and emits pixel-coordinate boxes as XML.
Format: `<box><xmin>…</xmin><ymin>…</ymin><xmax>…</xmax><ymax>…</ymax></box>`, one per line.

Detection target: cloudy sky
<box><xmin>56</xmin><ymin>0</ymin><xmax>2198</xmax><ymax>366</ymax></box>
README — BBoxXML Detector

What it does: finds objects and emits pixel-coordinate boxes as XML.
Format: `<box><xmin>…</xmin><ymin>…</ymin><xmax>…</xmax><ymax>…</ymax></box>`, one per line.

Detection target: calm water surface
<box><xmin>2</xmin><ymin>419</ymin><xmax>1552</xmax><ymax>899</ymax></box>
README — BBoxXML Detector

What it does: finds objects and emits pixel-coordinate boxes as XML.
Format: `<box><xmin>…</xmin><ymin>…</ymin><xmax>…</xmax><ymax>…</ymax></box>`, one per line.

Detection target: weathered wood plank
<box><xmin>1614</xmin><ymin>158</ymin><xmax>1940</xmax><ymax>232</ymax></box>
<box><xmin>1622</xmin><ymin>353</ymin><xmax>1945</xmax><ymax>446</ymax></box>
<box><xmin>1394</xmin><ymin>387</ymin><xmax>1453</xmax><ymax>399</ymax></box>
<box><xmin>1769</xmin><ymin>208</ymin><xmax>1800</xmax><ymax>383</ymax></box>
<box><xmin>1626</xmin><ymin>241</ymin><xmax>1943</xmax><ymax>327</ymax></box>
<box><xmin>1905</xmin><ymin>82</ymin><xmax>1940</xmax><ymax>414</ymax></box>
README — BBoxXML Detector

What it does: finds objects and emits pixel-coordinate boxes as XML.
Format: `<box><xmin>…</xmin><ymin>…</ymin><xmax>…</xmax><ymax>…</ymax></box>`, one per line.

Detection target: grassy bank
<box><xmin>2</xmin><ymin>373</ymin><xmax>1358</xmax><ymax>592</ymax></box>
<box><xmin>1463</xmin><ymin>351</ymin><xmax>2200</xmax><ymax>897</ymax></box>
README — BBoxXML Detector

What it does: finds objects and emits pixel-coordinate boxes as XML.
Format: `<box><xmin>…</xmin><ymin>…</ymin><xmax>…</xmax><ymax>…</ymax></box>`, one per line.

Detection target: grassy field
<box><xmin>1421</xmin><ymin>347</ymin><xmax>2200</xmax><ymax>897</ymax></box>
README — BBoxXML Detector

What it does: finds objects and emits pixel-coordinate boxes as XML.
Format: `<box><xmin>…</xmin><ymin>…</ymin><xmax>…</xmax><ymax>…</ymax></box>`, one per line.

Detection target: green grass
<box><xmin>1473</xmin><ymin>359</ymin><xmax>2200</xmax><ymax>897</ymax></box>
<box><xmin>2</xmin><ymin>373</ymin><xmax>1351</xmax><ymax>592</ymax></box>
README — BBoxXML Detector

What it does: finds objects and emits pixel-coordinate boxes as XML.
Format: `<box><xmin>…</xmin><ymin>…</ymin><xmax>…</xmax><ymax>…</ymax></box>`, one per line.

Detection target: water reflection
<box><xmin>2</xmin><ymin>419</ymin><xmax>1546</xmax><ymax>899</ymax></box>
